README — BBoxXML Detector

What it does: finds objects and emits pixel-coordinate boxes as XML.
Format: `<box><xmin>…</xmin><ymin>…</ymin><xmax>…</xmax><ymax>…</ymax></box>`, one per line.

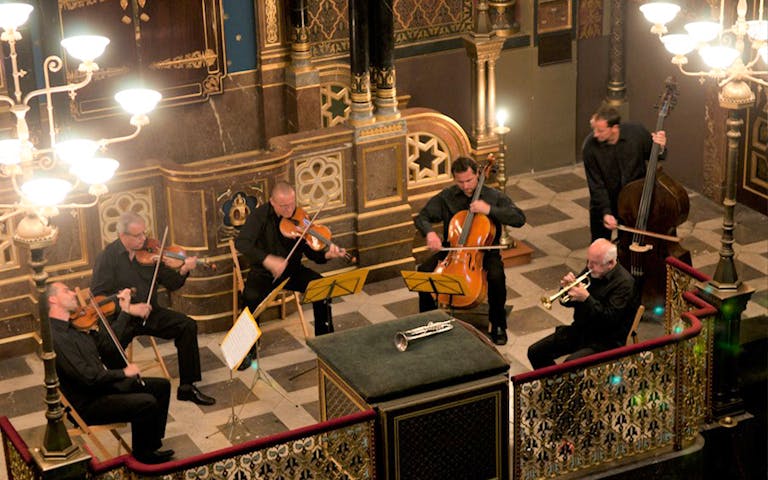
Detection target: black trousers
<box><xmin>243</xmin><ymin>265</ymin><xmax>332</xmax><ymax>336</ymax></box>
<box><xmin>417</xmin><ymin>252</ymin><xmax>508</xmax><ymax>329</ymax></box>
<box><xmin>590</xmin><ymin>211</ymin><xmax>613</xmax><ymax>242</ymax></box>
<box><xmin>118</xmin><ymin>308</ymin><xmax>202</xmax><ymax>386</ymax></box>
<box><xmin>79</xmin><ymin>377</ymin><xmax>170</xmax><ymax>455</ymax></box>
<box><xmin>527</xmin><ymin>325</ymin><xmax>617</xmax><ymax>369</ymax></box>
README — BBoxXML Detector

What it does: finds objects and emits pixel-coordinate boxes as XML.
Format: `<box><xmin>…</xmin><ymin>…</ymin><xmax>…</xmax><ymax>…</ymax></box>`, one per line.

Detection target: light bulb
<box><xmin>496</xmin><ymin>109</ymin><xmax>509</xmax><ymax>128</ymax></box>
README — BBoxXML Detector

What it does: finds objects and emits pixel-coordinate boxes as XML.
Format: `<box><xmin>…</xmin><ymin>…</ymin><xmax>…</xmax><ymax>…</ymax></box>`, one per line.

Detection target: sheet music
<box><xmin>221</xmin><ymin>307</ymin><xmax>262</xmax><ymax>370</ymax></box>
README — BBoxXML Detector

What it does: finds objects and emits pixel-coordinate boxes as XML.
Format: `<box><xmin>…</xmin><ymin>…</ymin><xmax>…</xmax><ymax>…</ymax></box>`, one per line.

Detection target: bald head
<box><xmin>587</xmin><ymin>239</ymin><xmax>617</xmax><ymax>278</ymax></box>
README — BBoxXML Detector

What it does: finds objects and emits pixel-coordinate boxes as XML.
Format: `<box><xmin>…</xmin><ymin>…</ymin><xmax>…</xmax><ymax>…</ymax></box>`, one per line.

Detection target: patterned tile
<box><xmin>0</xmin><ymin>357</ymin><xmax>32</xmax><ymax>380</ymax></box>
<box><xmin>164</xmin><ymin>433</ymin><xmax>202</xmax><ymax>461</ymax></box>
<box><xmin>697</xmin><ymin>260</ymin><xmax>766</xmax><ymax>283</ymax></box>
<box><xmin>302</xmin><ymin>400</ymin><xmax>321</xmax><ymax>422</ymax></box>
<box><xmin>687</xmin><ymin>195</ymin><xmax>723</xmax><ymax>224</ymax></box>
<box><xmin>364</xmin><ymin>276</ymin><xmax>406</xmax><ymax>296</ymax></box>
<box><xmin>383</xmin><ymin>298</ymin><xmax>420</xmax><ymax>318</ymax></box>
<box><xmin>163</xmin><ymin>346</ymin><xmax>226</xmax><ymax>379</ymax></box>
<box><xmin>218</xmin><ymin>412</ymin><xmax>288</xmax><ymax>442</ymax></box>
<box><xmin>521</xmin><ymin>264</ymin><xmax>572</xmax><ymax>290</ymax></box>
<box><xmin>572</xmin><ymin>196</ymin><xmax>591</xmax><ymax>210</ymax></box>
<box><xmin>331</xmin><ymin>311</ymin><xmax>372</xmax><ymax>331</ymax></box>
<box><xmin>507</xmin><ymin>307</ymin><xmax>562</xmax><ymax>336</ymax></box>
<box><xmin>184</xmin><ymin>378</ymin><xmax>256</xmax><ymax>413</ymax></box>
<box><xmin>535</xmin><ymin>173</ymin><xmax>587</xmax><ymax>193</ymax></box>
<box><xmin>260</xmin><ymin>329</ymin><xmax>305</xmax><ymax>357</ymax></box>
<box><xmin>523</xmin><ymin>205</ymin><xmax>572</xmax><ymax>227</ymax></box>
<box><xmin>267</xmin><ymin>360</ymin><xmax>318</xmax><ymax>393</ymax></box>
<box><xmin>680</xmin><ymin>236</ymin><xmax>717</xmax><ymax>256</ymax></box>
<box><xmin>0</xmin><ymin>385</ymin><xmax>46</xmax><ymax>417</ymax></box>
<box><xmin>506</xmin><ymin>184</ymin><xmax>535</xmax><ymax>201</ymax></box>
<box><xmin>551</xmin><ymin>227</ymin><xmax>592</xmax><ymax>251</ymax></box>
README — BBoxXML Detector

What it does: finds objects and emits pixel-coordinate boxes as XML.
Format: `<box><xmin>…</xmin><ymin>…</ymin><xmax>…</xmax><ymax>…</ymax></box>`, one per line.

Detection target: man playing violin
<box><xmin>235</xmin><ymin>182</ymin><xmax>347</xmax><ymax>368</ymax></box>
<box><xmin>527</xmin><ymin>239</ymin><xmax>636</xmax><ymax>369</ymax></box>
<box><xmin>414</xmin><ymin>156</ymin><xmax>526</xmax><ymax>346</ymax></box>
<box><xmin>91</xmin><ymin>212</ymin><xmax>215</xmax><ymax>406</ymax></box>
<box><xmin>48</xmin><ymin>282</ymin><xmax>174</xmax><ymax>464</ymax></box>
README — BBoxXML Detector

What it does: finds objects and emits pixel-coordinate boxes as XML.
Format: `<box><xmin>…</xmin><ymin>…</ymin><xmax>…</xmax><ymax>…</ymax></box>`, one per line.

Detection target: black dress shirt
<box><xmin>563</xmin><ymin>264</ymin><xmax>636</xmax><ymax>348</ymax></box>
<box><xmin>235</xmin><ymin>202</ymin><xmax>327</xmax><ymax>278</ymax></box>
<box><xmin>414</xmin><ymin>184</ymin><xmax>526</xmax><ymax>250</ymax></box>
<box><xmin>582</xmin><ymin>122</ymin><xmax>666</xmax><ymax>219</ymax></box>
<box><xmin>91</xmin><ymin>238</ymin><xmax>189</xmax><ymax>307</ymax></box>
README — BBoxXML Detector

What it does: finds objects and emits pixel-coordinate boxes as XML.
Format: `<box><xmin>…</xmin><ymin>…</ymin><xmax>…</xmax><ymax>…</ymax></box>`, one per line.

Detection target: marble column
<box><xmin>286</xmin><ymin>0</ymin><xmax>321</xmax><ymax>132</ymax></box>
<box><xmin>605</xmin><ymin>0</ymin><xmax>626</xmax><ymax>107</ymax></box>
<box><xmin>348</xmin><ymin>0</ymin><xmax>374</xmax><ymax>126</ymax></box>
<box><xmin>370</xmin><ymin>0</ymin><xmax>399</xmax><ymax>121</ymax></box>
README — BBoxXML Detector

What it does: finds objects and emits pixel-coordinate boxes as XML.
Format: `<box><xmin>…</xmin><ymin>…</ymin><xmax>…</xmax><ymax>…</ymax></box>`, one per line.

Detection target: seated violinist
<box><xmin>414</xmin><ymin>156</ymin><xmax>526</xmax><ymax>346</ymax></box>
<box><xmin>48</xmin><ymin>282</ymin><xmax>174</xmax><ymax>464</ymax></box>
<box><xmin>91</xmin><ymin>212</ymin><xmax>215</xmax><ymax>406</ymax></box>
<box><xmin>235</xmin><ymin>181</ymin><xmax>347</xmax><ymax>369</ymax></box>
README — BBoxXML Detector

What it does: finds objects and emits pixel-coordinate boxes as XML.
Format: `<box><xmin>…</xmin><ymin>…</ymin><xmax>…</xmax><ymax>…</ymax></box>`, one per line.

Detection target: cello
<box><xmin>434</xmin><ymin>158</ymin><xmax>495</xmax><ymax>309</ymax></box>
<box><xmin>617</xmin><ymin>77</ymin><xmax>691</xmax><ymax>314</ymax></box>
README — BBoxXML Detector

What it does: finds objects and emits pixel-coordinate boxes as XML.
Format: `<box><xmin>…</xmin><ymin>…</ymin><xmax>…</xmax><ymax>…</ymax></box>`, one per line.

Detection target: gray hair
<box><xmin>117</xmin><ymin>212</ymin><xmax>146</xmax><ymax>234</ymax></box>
<box><xmin>602</xmin><ymin>242</ymin><xmax>617</xmax><ymax>264</ymax></box>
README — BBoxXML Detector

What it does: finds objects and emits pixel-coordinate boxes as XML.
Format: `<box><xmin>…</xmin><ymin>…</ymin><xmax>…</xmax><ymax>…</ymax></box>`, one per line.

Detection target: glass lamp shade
<box><xmin>699</xmin><ymin>45</ymin><xmax>741</xmax><ymax>69</ymax></box>
<box><xmin>60</xmin><ymin>35</ymin><xmax>110</xmax><ymax>62</ymax></box>
<box><xmin>21</xmin><ymin>178</ymin><xmax>72</xmax><ymax>207</ymax></box>
<box><xmin>0</xmin><ymin>3</ymin><xmax>33</xmax><ymax>32</ymax></box>
<box><xmin>661</xmin><ymin>34</ymin><xmax>696</xmax><ymax>55</ymax></box>
<box><xmin>0</xmin><ymin>139</ymin><xmax>23</xmax><ymax>165</ymax></box>
<box><xmin>496</xmin><ymin>109</ymin><xmax>509</xmax><ymax>128</ymax></box>
<box><xmin>55</xmin><ymin>139</ymin><xmax>99</xmax><ymax>164</ymax></box>
<box><xmin>746</xmin><ymin>20</ymin><xmax>768</xmax><ymax>42</ymax></box>
<box><xmin>70</xmin><ymin>157</ymin><xmax>119</xmax><ymax>185</ymax></box>
<box><xmin>114</xmin><ymin>88</ymin><xmax>162</xmax><ymax>115</ymax></box>
<box><xmin>639</xmin><ymin>3</ymin><xmax>681</xmax><ymax>26</ymax></box>
<box><xmin>684</xmin><ymin>21</ymin><xmax>721</xmax><ymax>44</ymax></box>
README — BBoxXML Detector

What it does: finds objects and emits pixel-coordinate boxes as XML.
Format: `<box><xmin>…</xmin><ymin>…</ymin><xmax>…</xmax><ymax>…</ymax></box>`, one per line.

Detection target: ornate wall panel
<box><xmin>98</xmin><ymin>187</ymin><xmax>156</xmax><ymax>247</ymax></box>
<box><xmin>406</xmin><ymin>132</ymin><xmax>451</xmax><ymax>186</ymax></box>
<box><xmin>294</xmin><ymin>151</ymin><xmax>346</xmax><ymax>209</ymax></box>
<box><xmin>167</xmin><ymin>188</ymin><xmax>208</xmax><ymax>250</ymax></box>
<box><xmin>0</xmin><ymin>210</ymin><xmax>19</xmax><ymax>272</ymax></box>
<box><xmin>361</xmin><ymin>142</ymin><xmax>404</xmax><ymax>208</ymax></box>
<box><xmin>578</xmin><ymin>0</ymin><xmax>603</xmax><ymax>39</ymax></box>
<box><xmin>59</xmin><ymin>0</ymin><xmax>226</xmax><ymax>117</ymax></box>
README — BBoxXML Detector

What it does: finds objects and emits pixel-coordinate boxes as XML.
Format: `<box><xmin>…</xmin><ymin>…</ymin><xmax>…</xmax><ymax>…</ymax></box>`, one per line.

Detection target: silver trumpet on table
<box><xmin>394</xmin><ymin>319</ymin><xmax>455</xmax><ymax>352</ymax></box>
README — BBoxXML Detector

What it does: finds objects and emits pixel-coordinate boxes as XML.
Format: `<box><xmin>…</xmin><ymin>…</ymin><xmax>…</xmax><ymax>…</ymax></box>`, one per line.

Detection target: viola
<box><xmin>434</xmin><ymin>157</ymin><xmax>495</xmax><ymax>309</ymax></box>
<box><xmin>135</xmin><ymin>237</ymin><xmax>215</xmax><ymax>269</ymax></box>
<box><xmin>279</xmin><ymin>207</ymin><xmax>356</xmax><ymax>263</ymax></box>
<box><xmin>69</xmin><ymin>294</ymin><xmax>118</xmax><ymax>331</ymax></box>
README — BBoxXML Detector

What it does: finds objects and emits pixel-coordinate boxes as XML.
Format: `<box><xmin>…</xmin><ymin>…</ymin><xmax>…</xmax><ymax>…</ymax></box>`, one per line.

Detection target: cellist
<box><xmin>583</xmin><ymin>105</ymin><xmax>667</xmax><ymax>241</ymax></box>
<box><xmin>414</xmin><ymin>156</ymin><xmax>526</xmax><ymax>345</ymax></box>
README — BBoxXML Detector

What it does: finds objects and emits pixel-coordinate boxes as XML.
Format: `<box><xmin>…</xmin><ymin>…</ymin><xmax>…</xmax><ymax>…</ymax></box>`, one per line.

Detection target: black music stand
<box><xmin>301</xmin><ymin>269</ymin><xmax>370</xmax><ymax>333</ymax></box>
<box><xmin>400</xmin><ymin>270</ymin><xmax>469</xmax><ymax>317</ymax></box>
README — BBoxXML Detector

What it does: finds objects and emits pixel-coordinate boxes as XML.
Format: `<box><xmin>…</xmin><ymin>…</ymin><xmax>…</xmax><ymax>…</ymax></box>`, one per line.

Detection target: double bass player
<box><xmin>414</xmin><ymin>156</ymin><xmax>526</xmax><ymax>345</ymax></box>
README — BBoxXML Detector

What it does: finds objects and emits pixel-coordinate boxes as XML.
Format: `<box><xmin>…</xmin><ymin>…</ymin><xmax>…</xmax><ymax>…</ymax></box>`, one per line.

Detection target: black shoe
<box><xmin>134</xmin><ymin>448</ymin><xmax>174</xmax><ymax>464</ymax></box>
<box><xmin>237</xmin><ymin>353</ymin><xmax>253</xmax><ymax>371</ymax></box>
<box><xmin>177</xmin><ymin>385</ymin><xmax>216</xmax><ymax>406</ymax></box>
<box><xmin>490</xmin><ymin>326</ymin><xmax>508</xmax><ymax>346</ymax></box>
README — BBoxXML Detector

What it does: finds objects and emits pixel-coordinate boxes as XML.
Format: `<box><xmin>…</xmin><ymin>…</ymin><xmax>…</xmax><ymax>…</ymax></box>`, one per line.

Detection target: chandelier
<box><xmin>0</xmin><ymin>2</ymin><xmax>161</xmax><ymax>220</ymax></box>
<box><xmin>639</xmin><ymin>0</ymin><xmax>767</xmax><ymax>107</ymax></box>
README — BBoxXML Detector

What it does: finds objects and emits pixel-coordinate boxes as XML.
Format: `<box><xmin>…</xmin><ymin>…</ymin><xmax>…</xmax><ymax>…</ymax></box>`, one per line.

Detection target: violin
<box><xmin>279</xmin><ymin>207</ymin><xmax>356</xmax><ymax>263</ymax></box>
<box><xmin>135</xmin><ymin>237</ymin><xmax>215</xmax><ymax>269</ymax></box>
<box><xmin>69</xmin><ymin>294</ymin><xmax>119</xmax><ymax>331</ymax></box>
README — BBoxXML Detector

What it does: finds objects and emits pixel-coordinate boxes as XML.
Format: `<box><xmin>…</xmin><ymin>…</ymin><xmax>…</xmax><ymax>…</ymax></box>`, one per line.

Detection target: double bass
<box><xmin>617</xmin><ymin>77</ymin><xmax>691</xmax><ymax>314</ymax></box>
<box><xmin>434</xmin><ymin>158</ymin><xmax>495</xmax><ymax>309</ymax></box>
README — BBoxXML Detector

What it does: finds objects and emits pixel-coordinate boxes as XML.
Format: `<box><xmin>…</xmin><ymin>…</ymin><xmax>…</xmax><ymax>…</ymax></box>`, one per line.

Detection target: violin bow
<box><xmin>87</xmin><ymin>290</ymin><xmax>145</xmax><ymax>387</ymax></box>
<box><xmin>279</xmin><ymin>197</ymin><xmax>330</xmax><ymax>281</ymax></box>
<box><xmin>144</xmin><ymin>226</ymin><xmax>169</xmax><ymax>323</ymax></box>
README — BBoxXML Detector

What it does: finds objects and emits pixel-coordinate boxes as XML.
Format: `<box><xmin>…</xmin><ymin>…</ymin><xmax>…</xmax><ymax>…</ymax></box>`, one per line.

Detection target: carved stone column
<box><xmin>348</xmin><ymin>0</ymin><xmax>374</xmax><ymax>126</ymax></box>
<box><xmin>605</xmin><ymin>0</ymin><xmax>626</xmax><ymax>106</ymax></box>
<box><xmin>463</xmin><ymin>30</ymin><xmax>505</xmax><ymax>153</ymax></box>
<box><xmin>286</xmin><ymin>0</ymin><xmax>321</xmax><ymax>132</ymax></box>
<box><xmin>370</xmin><ymin>0</ymin><xmax>399</xmax><ymax>121</ymax></box>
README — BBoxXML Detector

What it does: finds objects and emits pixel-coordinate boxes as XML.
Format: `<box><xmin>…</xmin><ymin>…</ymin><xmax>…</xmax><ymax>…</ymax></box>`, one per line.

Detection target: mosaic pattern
<box><xmin>320</xmin><ymin>82</ymin><xmax>351</xmax><ymax>127</ymax></box>
<box><xmin>406</xmin><ymin>133</ymin><xmax>451</xmax><ymax>186</ymax></box>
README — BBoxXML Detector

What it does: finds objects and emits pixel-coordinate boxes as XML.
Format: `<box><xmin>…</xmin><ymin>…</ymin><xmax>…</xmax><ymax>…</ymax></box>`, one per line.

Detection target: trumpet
<box><xmin>394</xmin><ymin>319</ymin><xmax>454</xmax><ymax>352</ymax></box>
<box><xmin>540</xmin><ymin>270</ymin><xmax>592</xmax><ymax>309</ymax></box>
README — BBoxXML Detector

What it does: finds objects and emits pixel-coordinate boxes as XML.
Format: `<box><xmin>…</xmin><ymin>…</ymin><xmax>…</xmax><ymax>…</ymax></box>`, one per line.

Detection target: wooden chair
<box><xmin>60</xmin><ymin>391</ymin><xmax>131</xmax><ymax>459</ymax></box>
<box><xmin>626</xmin><ymin>305</ymin><xmax>646</xmax><ymax>345</ymax></box>
<box><xmin>74</xmin><ymin>287</ymin><xmax>170</xmax><ymax>379</ymax></box>
<box><xmin>228</xmin><ymin>238</ymin><xmax>309</xmax><ymax>339</ymax></box>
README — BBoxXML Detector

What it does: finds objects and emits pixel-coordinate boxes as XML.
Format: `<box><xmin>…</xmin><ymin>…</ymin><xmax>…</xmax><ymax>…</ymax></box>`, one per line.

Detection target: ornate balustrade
<box><xmin>2</xmin><ymin>410</ymin><xmax>376</xmax><ymax>479</ymax></box>
<box><xmin>510</xmin><ymin>258</ymin><xmax>717</xmax><ymax>479</ymax></box>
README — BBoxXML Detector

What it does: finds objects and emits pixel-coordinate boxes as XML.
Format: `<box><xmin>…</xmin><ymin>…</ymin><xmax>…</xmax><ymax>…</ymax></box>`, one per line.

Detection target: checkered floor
<box><xmin>1</xmin><ymin>165</ymin><xmax>766</xmax><ymax>469</ymax></box>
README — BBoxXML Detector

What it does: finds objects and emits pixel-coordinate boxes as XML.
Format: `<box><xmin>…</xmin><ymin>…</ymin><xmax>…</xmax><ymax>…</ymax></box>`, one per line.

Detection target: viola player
<box><xmin>234</xmin><ymin>181</ymin><xmax>347</xmax><ymax>369</ymax></box>
<box><xmin>91</xmin><ymin>212</ymin><xmax>215</xmax><ymax>406</ymax></box>
<box><xmin>414</xmin><ymin>156</ymin><xmax>526</xmax><ymax>345</ymax></box>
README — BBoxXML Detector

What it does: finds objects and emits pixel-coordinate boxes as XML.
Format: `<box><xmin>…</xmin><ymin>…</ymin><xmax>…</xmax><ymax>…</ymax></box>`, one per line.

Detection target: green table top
<box><xmin>308</xmin><ymin>310</ymin><xmax>509</xmax><ymax>403</ymax></box>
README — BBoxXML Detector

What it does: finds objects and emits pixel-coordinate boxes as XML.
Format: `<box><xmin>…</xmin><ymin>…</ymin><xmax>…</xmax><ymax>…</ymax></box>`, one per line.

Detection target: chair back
<box><xmin>626</xmin><ymin>305</ymin><xmax>645</xmax><ymax>345</ymax></box>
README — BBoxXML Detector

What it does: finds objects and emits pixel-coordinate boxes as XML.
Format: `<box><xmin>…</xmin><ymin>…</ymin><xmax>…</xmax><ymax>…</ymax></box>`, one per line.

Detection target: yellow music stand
<box><xmin>400</xmin><ymin>270</ymin><xmax>469</xmax><ymax>315</ymax></box>
<box><xmin>302</xmin><ymin>269</ymin><xmax>370</xmax><ymax>333</ymax></box>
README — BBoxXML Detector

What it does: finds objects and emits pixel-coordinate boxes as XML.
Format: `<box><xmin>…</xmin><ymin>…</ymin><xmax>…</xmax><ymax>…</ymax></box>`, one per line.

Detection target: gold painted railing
<box><xmin>1</xmin><ymin>410</ymin><xmax>376</xmax><ymax>479</ymax></box>
<box><xmin>510</xmin><ymin>258</ymin><xmax>717</xmax><ymax>479</ymax></box>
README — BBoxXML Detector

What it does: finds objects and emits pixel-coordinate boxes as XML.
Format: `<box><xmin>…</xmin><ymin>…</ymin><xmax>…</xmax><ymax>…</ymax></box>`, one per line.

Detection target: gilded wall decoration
<box><xmin>294</xmin><ymin>152</ymin><xmax>345</xmax><ymax>209</ymax></box>
<box><xmin>320</xmin><ymin>82</ymin><xmax>351</xmax><ymax>127</ymax></box>
<box><xmin>60</xmin><ymin>0</ymin><xmax>110</xmax><ymax>11</ymax></box>
<box><xmin>407</xmin><ymin>132</ymin><xmax>451</xmax><ymax>186</ymax></box>
<box><xmin>264</xmin><ymin>0</ymin><xmax>280</xmax><ymax>45</ymax></box>
<box><xmin>0</xmin><ymin>210</ymin><xmax>18</xmax><ymax>272</ymax></box>
<box><xmin>98</xmin><ymin>188</ymin><xmax>156</xmax><ymax>247</ymax></box>
<box><xmin>217</xmin><ymin>183</ymin><xmax>267</xmax><ymax>241</ymax></box>
<box><xmin>150</xmin><ymin>49</ymin><xmax>218</xmax><ymax>70</ymax></box>
<box><xmin>577</xmin><ymin>0</ymin><xmax>602</xmax><ymax>39</ymax></box>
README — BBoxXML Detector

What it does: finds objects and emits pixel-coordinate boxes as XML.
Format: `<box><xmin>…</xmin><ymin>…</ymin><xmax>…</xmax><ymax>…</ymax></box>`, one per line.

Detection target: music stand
<box><xmin>210</xmin><ymin>279</ymin><xmax>297</xmax><ymax>441</ymax></box>
<box><xmin>302</xmin><ymin>269</ymin><xmax>370</xmax><ymax>333</ymax></box>
<box><xmin>400</xmin><ymin>270</ymin><xmax>469</xmax><ymax>317</ymax></box>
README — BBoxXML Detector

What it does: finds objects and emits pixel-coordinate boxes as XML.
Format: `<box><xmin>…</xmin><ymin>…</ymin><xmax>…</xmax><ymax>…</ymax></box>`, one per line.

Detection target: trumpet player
<box><xmin>527</xmin><ymin>239</ymin><xmax>636</xmax><ymax>369</ymax></box>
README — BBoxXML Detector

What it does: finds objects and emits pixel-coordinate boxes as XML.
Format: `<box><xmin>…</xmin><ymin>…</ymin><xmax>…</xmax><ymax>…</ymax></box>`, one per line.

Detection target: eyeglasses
<box><xmin>123</xmin><ymin>230</ymin><xmax>146</xmax><ymax>238</ymax></box>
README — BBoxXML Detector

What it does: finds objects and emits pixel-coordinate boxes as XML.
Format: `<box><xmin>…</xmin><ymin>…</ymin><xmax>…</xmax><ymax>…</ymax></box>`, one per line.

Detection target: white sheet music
<box><xmin>221</xmin><ymin>308</ymin><xmax>262</xmax><ymax>370</ymax></box>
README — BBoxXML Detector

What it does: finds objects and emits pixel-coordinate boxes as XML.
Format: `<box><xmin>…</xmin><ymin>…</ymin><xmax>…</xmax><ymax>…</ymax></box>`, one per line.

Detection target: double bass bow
<box><xmin>617</xmin><ymin>77</ymin><xmax>691</xmax><ymax>312</ymax></box>
<box><xmin>433</xmin><ymin>157</ymin><xmax>496</xmax><ymax>309</ymax></box>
